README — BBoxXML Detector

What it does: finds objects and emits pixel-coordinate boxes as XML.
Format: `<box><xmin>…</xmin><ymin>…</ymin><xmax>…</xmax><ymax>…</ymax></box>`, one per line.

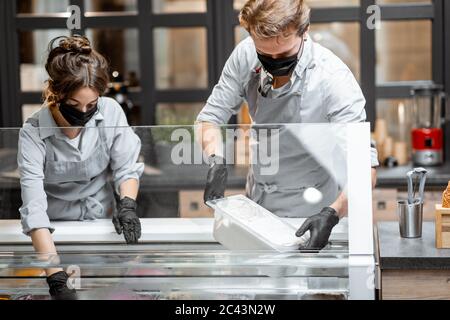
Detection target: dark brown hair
<box><xmin>44</xmin><ymin>35</ymin><xmax>109</xmax><ymax>107</ymax></box>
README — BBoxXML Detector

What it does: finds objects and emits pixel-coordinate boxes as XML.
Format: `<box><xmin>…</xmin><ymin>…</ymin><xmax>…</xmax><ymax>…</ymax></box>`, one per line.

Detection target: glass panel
<box><xmin>233</xmin><ymin>23</ymin><xmax>360</xmax><ymax>123</ymax></box>
<box><xmin>0</xmin><ymin>130</ymin><xmax>23</xmax><ymax>220</ymax></box>
<box><xmin>377</xmin><ymin>0</ymin><xmax>430</xmax><ymax>3</ymax></box>
<box><xmin>235</xmin><ymin>24</ymin><xmax>361</xmax><ymax>81</ymax></box>
<box><xmin>235</xmin><ymin>26</ymin><xmax>249</xmax><ymax>45</ymax></box>
<box><xmin>154</xmin><ymin>28</ymin><xmax>208</xmax><ymax>89</ymax></box>
<box><xmin>234</xmin><ymin>0</ymin><xmax>359</xmax><ymax>10</ymax></box>
<box><xmin>19</xmin><ymin>30</ymin><xmax>140</xmax><ymax>92</ymax></box>
<box><xmin>0</xmin><ymin>122</ymin><xmax>380</xmax><ymax>299</ymax></box>
<box><xmin>375</xmin><ymin>99</ymin><xmax>414</xmax><ymax>166</ymax></box>
<box><xmin>152</xmin><ymin>0</ymin><xmax>207</xmax><ymax>13</ymax></box>
<box><xmin>19</xmin><ymin>29</ymin><xmax>71</xmax><ymax>92</ymax></box>
<box><xmin>234</xmin><ymin>0</ymin><xmax>246</xmax><ymax>10</ymax></box>
<box><xmin>310</xmin><ymin>22</ymin><xmax>360</xmax><ymax>82</ymax></box>
<box><xmin>17</xmin><ymin>0</ymin><xmax>69</xmax><ymax>14</ymax></box>
<box><xmin>84</xmin><ymin>0</ymin><xmax>137</xmax><ymax>12</ymax></box>
<box><xmin>156</xmin><ymin>103</ymin><xmax>205</xmax><ymax>125</ymax></box>
<box><xmin>0</xmin><ymin>124</ymin><xmax>360</xmax><ymax>223</ymax></box>
<box><xmin>307</xmin><ymin>0</ymin><xmax>359</xmax><ymax>7</ymax></box>
<box><xmin>0</xmin><ymin>123</ymin><xmax>368</xmax><ymax>299</ymax></box>
<box><xmin>0</xmin><ymin>250</ymin><xmax>349</xmax><ymax>300</ymax></box>
<box><xmin>85</xmin><ymin>29</ymin><xmax>140</xmax><ymax>85</ymax></box>
<box><xmin>234</xmin><ymin>27</ymin><xmax>252</xmax><ymax>125</ymax></box>
<box><xmin>0</xmin><ymin>123</ymin><xmax>357</xmax><ymax>228</ymax></box>
<box><xmin>376</xmin><ymin>21</ymin><xmax>432</xmax><ymax>83</ymax></box>
<box><xmin>21</xmin><ymin>105</ymin><xmax>42</xmax><ymax>123</ymax></box>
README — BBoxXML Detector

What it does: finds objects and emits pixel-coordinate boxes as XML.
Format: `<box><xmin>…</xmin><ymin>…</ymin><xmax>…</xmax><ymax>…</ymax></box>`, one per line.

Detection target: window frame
<box><xmin>232</xmin><ymin>0</ymin><xmax>448</xmax><ymax>163</ymax></box>
<box><xmin>0</xmin><ymin>0</ymin><xmax>449</xmax><ymax>160</ymax></box>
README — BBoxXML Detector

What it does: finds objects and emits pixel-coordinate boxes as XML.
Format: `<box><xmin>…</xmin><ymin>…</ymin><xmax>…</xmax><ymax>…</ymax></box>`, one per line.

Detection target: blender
<box><xmin>411</xmin><ymin>85</ymin><xmax>446</xmax><ymax>166</ymax></box>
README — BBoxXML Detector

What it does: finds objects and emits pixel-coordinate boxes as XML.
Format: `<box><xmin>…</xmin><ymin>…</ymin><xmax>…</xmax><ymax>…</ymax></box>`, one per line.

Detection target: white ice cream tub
<box><xmin>208</xmin><ymin>195</ymin><xmax>309</xmax><ymax>252</ymax></box>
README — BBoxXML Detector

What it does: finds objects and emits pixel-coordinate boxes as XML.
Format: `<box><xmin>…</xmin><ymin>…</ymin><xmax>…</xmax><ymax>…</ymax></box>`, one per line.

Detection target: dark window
<box><xmin>0</xmin><ymin>0</ymin><xmax>449</xmax><ymax>163</ymax></box>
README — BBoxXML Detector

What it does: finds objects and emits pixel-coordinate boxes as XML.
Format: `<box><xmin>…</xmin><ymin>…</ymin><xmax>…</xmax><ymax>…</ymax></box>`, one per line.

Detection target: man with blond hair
<box><xmin>197</xmin><ymin>0</ymin><xmax>379</xmax><ymax>250</ymax></box>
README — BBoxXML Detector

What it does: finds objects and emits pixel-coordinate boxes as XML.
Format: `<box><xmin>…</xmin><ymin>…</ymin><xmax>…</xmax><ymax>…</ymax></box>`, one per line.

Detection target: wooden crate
<box><xmin>179</xmin><ymin>189</ymin><xmax>245</xmax><ymax>218</ymax></box>
<box><xmin>435</xmin><ymin>204</ymin><xmax>450</xmax><ymax>249</ymax></box>
<box><xmin>372</xmin><ymin>189</ymin><xmax>398</xmax><ymax>221</ymax></box>
<box><xmin>382</xmin><ymin>269</ymin><xmax>450</xmax><ymax>300</ymax></box>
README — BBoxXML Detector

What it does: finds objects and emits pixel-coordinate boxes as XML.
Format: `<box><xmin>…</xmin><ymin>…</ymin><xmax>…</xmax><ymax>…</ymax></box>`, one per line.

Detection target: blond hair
<box><xmin>239</xmin><ymin>0</ymin><xmax>310</xmax><ymax>39</ymax></box>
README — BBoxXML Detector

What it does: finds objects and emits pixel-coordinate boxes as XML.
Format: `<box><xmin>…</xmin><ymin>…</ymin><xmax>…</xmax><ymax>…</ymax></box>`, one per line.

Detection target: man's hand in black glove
<box><xmin>204</xmin><ymin>155</ymin><xmax>228</xmax><ymax>203</ymax></box>
<box><xmin>113</xmin><ymin>196</ymin><xmax>141</xmax><ymax>244</ymax></box>
<box><xmin>46</xmin><ymin>271</ymin><xmax>78</xmax><ymax>300</ymax></box>
<box><xmin>295</xmin><ymin>207</ymin><xmax>340</xmax><ymax>251</ymax></box>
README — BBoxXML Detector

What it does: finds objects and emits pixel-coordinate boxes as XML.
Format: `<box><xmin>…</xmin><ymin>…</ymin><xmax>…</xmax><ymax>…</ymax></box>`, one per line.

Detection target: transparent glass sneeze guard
<box><xmin>0</xmin><ymin>122</ymin><xmax>374</xmax><ymax>300</ymax></box>
<box><xmin>0</xmin><ymin>123</ymin><xmax>351</xmax><ymax>219</ymax></box>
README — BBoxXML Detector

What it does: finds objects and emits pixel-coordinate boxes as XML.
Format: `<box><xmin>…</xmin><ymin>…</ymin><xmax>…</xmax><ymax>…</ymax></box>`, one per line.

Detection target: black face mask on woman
<box><xmin>257</xmin><ymin>38</ymin><xmax>304</xmax><ymax>77</ymax></box>
<box><xmin>59</xmin><ymin>102</ymin><xmax>98</xmax><ymax>127</ymax></box>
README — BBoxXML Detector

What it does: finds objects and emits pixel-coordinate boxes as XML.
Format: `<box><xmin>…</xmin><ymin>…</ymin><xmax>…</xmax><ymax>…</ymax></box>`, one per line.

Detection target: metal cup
<box><xmin>397</xmin><ymin>200</ymin><xmax>424</xmax><ymax>238</ymax></box>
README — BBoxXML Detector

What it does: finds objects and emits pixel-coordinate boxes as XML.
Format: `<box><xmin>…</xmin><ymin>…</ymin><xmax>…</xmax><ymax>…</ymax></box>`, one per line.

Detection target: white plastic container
<box><xmin>208</xmin><ymin>195</ymin><xmax>309</xmax><ymax>252</ymax></box>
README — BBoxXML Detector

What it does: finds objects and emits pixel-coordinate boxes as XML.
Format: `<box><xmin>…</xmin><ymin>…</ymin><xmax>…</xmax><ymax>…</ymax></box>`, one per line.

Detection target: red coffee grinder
<box><xmin>411</xmin><ymin>85</ymin><xmax>446</xmax><ymax>166</ymax></box>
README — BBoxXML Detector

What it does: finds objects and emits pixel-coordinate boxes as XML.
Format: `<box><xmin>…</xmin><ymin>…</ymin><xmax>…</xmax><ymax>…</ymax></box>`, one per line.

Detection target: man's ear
<box><xmin>304</xmin><ymin>25</ymin><xmax>311</xmax><ymax>39</ymax></box>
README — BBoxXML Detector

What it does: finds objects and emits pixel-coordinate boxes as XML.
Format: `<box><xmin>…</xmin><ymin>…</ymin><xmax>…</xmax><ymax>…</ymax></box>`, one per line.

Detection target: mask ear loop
<box><xmin>258</xmin><ymin>73</ymin><xmax>274</xmax><ymax>98</ymax></box>
<box><xmin>297</xmin><ymin>36</ymin><xmax>307</xmax><ymax>61</ymax></box>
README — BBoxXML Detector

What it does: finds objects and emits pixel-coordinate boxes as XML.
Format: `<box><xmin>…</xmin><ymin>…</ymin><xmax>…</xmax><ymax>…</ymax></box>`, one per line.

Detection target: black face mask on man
<box><xmin>59</xmin><ymin>101</ymin><xmax>98</xmax><ymax>127</ymax></box>
<box><xmin>257</xmin><ymin>38</ymin><xmax>305</xmax><ymax>77</ymax></box>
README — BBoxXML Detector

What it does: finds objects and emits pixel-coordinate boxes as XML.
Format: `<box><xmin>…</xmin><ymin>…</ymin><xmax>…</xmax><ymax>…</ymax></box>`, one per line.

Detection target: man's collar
<box><xmin>294</xmin><ymin>34</ymin><xmax>314</xmax><ymax>77</ymax></box>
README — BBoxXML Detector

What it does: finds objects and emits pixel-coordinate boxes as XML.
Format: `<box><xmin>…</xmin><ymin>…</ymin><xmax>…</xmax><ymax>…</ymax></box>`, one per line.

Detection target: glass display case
<box><xmin>0</xmin><ymin>123</ymin><xmax>374</xmax><ymax>300</ymax></box>
<box><xmin>0</xmin><ymin>244</ymin><xmax>349</xmax><ymax>300</ymax></box>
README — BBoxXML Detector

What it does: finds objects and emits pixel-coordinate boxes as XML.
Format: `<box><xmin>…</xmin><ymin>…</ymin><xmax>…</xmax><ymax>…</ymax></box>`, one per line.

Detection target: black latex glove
<box><xmin>46</xmin><ymin>271</ymin><xmax>78</xmax><ymax>300</ymax></box>
<box><xmin>113</xmin><ymin>196</ymin><xmax>142</xmax><ymax>244</ymax></box>
<box><xmin>204</xmin><ymin>155</ymin><xmax>228</xmax><ymax>203</ymax></box>
<box><xmin>295</xmin><ymin>207</ymin><xmax>340</xmax><ymax>251</ymax></box>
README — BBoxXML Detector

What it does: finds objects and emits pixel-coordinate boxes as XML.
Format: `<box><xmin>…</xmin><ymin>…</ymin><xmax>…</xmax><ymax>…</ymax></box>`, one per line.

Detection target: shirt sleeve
<box><xmin>324</xmin><ymin>68</ymin><xmax>380</xmax><ymax>168</ymax></box>
<box><xmin>196</xmin><ymin>43</ymin><xmax>246</xmax><ymax>124</ymax></box>
<box><xmin>108</xmin><ymin>101</ymin><xmax>144</xmax><ymax>194</ymax></box>
<box><xmin>17</xmin><ymin>124</ymin><xmax>54</xmax><ymax>235</ymax></box>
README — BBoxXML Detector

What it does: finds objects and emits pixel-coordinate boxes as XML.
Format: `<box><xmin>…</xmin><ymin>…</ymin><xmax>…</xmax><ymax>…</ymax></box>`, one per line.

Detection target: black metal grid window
<box><xmin>231</xmin><ymin>1</ymin><xmax>446</xmax><ymax>126</ymax></box>
<box><xmin>0</xmin><ymin>1</ymin><xmax>449</xmax><ymax>164</ymax></box>
<box><xmin>0</xmin><ymin>0</ymin><xmax>238</xmax><ymax>127</ymax></box>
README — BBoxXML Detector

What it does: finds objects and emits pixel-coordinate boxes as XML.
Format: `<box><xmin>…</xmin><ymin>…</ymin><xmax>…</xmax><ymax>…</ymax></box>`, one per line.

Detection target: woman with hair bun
<box><xmin>17</xmin><ymin>35</ymin><xmax>144</xmax><ymax>299</ymax></box>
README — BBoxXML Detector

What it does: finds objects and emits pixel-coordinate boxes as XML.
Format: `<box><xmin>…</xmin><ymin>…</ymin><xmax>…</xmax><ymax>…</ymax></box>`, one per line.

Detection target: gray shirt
<box><xmin>17</xmin><ymin>97</ymin><xmax>144</xmax><ymax>235</ymax></box>
<box><xmin>197</xmin><ymin>36</ymin><xmax>379</xmax><ymax>167</ymax></box>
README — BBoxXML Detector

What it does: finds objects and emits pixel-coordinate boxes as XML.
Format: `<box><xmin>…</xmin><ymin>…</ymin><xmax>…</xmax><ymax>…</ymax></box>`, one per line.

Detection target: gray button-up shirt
<box><xmin>17</xmin><ymin>97</ymin><xmax>144</xmax><ymax>235</ymax></box>
<box><xmin>197</xmin><ymin>36</ymin><xmax>379</xmax><ymax>167</ymax></box>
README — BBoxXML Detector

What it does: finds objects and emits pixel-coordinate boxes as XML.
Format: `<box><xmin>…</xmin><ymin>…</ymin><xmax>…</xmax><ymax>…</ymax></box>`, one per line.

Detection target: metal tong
<box><xmin>406</xmin><ymin>167</ymin><xmax>428</xmax><ymax>205</ymax></box>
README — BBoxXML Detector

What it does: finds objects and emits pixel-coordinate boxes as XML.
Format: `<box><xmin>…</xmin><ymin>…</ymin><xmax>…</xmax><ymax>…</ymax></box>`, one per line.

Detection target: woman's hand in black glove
<box><xmin>113</xmin><ymin>197</ymin><xmax>141</xmax><ymax>244</ymax></box>
<box><xmin>46</xmin><ymin>271</ymin><xmax>78</xmax><ymax>300</ymax></box>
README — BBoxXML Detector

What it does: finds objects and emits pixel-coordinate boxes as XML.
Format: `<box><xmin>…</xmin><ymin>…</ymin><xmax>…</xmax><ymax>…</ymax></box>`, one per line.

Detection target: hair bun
<box><xmin>58</xmin><ymin>35</ymin><xmax>92</xmax><ymax>54</ymax></box>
